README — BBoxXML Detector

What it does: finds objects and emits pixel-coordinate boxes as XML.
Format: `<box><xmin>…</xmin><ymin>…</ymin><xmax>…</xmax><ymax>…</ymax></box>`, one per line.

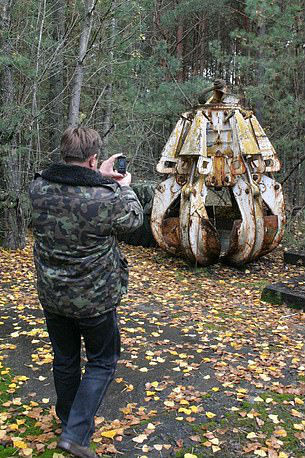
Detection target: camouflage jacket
<box><xmin>29</xmin><ymin>163</ymin><xmax>143</xmax><ymax>318</ymax></box>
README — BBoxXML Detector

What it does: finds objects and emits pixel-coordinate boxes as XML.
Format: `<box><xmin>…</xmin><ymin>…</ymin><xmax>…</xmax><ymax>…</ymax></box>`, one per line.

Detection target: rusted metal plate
<box><xmin>156</xmin><ymin>114</ymin><xmax>192</xmax><ymax>174</ymax></box>
<box><xmin>179</xmin><ymin>112</ymin><xmax>207</xmax><ymax>156</ymax></box>
<box><xmin>244</xmin><ymin>164</ymin><xmax>265</xmax><ymax>262</ymax></box>
<box><xmin>222</xmin><ymin>219</ymin><xmax>241</xmax><ymax>263</ymax></box>
<box><xmin>230</xmin><ymin>157</ymin><xmax>246</xmax><ymax>176</ymax></box>
<box><xmin>205</xmin><ymin>153</ymin><xmax>229</xmax><ymax>188</ymax></box>
<box><xmin>259</xmin><ymin>175</ymin><xmax>285</xmax><ymax>255</ymax></box>
<box><xmin>151</xmin><ymin>176</ymin><xmax>181</xmax><ymax>255</ymax></box>
<box><xmin>234</xmin><ymin>111</ymin><xmax>260</xmax><ymax>156</ymax></box>
<box><xmin>222</xmin><ymin>177</ymin><xmax>256</xmax><ymax>265</ymax></box>
<box><xmin>162</xmin><ymin>217</ymin><xmax>180</xmax><ymax>250</ymax></box>
<box><xmin>261</xmin><ymin>215</ymin><xmax>278</xmax><ymax>254</ymax></box>
<box><xmin>180</xmin><ymin>177</ymin><xmax>220</xmax><ymax>265</ymax></box>
<box><xmin>200</xmin><ymin>219</ymin><xmax>221</xmax><ymax>264</ymax></box>
<box><xmin>247</xmin><ymin>116</ymin><xmax>281</xmax><ymax>172</ymax></box>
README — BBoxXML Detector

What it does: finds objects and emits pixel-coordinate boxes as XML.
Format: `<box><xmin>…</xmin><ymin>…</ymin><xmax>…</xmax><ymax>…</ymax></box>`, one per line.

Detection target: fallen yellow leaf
<box><xmin>146</xmin><ymin>423</ymin><xmax>155</xmax><ymax>430</ymax></box>
<box><xmin>274</xmin><ymin>428</ymin><xmax>287</xmax><ymax>437</ymax></box>
<box><xmin>206</xmin><ymin>412</ymin><xmax>216</xmax><ymax>419</ymax></box>
<box><xmin>164</xmin><ymin>400</ymin><xmax>175</xmax><ymax>408</ymax></box>
<box><xmin>21</xmin><ymin>449</ymin><xmax>33</xmax><ymax>457</ymax></box>
<box><xmin>210</xmin><ymin>438</ymin><xmax>219</xmax><ymax>445</ymax></box>
<box><xmin>254</xmin><ymin>450</ymin><xmax>267</xmax><ymax>457</ymax></box>
<box><xmin>180</xmin><ymin>399</ymin><xmax>189</xmax><ymax>405</ymax></box>
<box><xmin>293</xmin><ymin>423</ymin><xmax>304</xmax><ymax>430</ymax></box>
<box><xmin>13</xmin><ymin>440</ymin><xmax>28</xmax><ymax>449</ymax></box>
<box><xmin>291</xmin><ymin>409</ymin><xmax>303</xmax><ymax>418</ymax></box>
<box><xmin>101</xmin><ymin>430</ymin><xmax>117</xmax><ymax>439</ymax></box>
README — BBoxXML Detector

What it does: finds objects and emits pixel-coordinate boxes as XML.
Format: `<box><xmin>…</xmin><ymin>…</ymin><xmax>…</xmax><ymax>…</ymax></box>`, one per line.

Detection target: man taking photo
<box><xmin>29</xmin><ymin>127</ymin><xmax>143</xmax><ymax>458</ymax></box>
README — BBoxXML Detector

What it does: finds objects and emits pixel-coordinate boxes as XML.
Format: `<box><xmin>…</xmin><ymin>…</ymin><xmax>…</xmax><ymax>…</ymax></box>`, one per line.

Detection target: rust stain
<box><xmin>201</xmin><ymin>219</ymin><xmax>221</xmax><ymax>262</ymax></box>
<box><xmin>162</xmin><ymin>217</ymin><xmax>180</xmax><ymax>249</ymax></box>
<box><xmin>261</xmin><ymin>216</ymin><xmax>278</xmax><ymax>251</ymax></box>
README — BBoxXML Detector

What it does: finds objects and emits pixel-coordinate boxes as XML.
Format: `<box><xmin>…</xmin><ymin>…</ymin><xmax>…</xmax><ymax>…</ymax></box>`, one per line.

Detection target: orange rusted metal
<box><xmin>162</xmin><ymin>217</ymin><xmax>180</xmax><ymax>250</ymax></box>
<box><xmin>151</xmin><ymin>81</ymin><xmax>285</xmax><ymax>266</ymax></box>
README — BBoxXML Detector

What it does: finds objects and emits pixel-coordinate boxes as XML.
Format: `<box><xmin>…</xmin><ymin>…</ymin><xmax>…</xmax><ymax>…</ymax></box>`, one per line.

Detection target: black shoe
<box><xmin>58</xmin><ymin>438</ymin><xmax>99</xmax><ymax>458</ymax></box>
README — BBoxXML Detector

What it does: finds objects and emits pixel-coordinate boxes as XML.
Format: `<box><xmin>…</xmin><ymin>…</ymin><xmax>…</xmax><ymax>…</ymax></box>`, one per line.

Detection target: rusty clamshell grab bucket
<box><xmin>150</xmin><ymin>81</ymin><xmax>285</xmax><ymax>266</ymax></box>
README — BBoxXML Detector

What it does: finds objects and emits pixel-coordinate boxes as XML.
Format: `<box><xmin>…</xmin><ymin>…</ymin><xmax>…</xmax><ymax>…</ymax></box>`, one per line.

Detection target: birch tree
<box><xmin>48</xmin><ymin>0</ymin><xmax>66</xmax><ymax>154</ymax></box>
<box><xmin>68</xmin><ymin>0</ymin><xmax>97</xmax><ymax>127</ymax></box>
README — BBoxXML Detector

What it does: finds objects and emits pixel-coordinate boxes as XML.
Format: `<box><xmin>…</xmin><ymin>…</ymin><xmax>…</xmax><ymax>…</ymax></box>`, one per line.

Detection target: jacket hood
<box><xmin>39</xmin><ymin>163</ymin><xmax>116</xmax><ymax>187</ymax></box>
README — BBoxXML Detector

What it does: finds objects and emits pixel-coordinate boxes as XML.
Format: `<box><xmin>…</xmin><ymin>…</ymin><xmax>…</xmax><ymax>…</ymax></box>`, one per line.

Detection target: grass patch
<box><xmin>0</xmin><ymin>446</ymin><xmax>17</xmax><ymax>457</ymax></box>
<box><xmin>0</xmin><ymin>373</ymin><xmax>13</xmax><ymax>407</ymax></box>
<box><xmin>261</xmin><ymin>288</ymin><xmax>283</xmax><ymax>305</ymax></box>
<box><xmin>185</xmin><ymin>391</ymin><xmax>305</xmax><ymax>457</ymax></box>
<box><xmin>0</xmin><ymin>365</ymin><xmax>67</xmax><ymax>457</ymax></box>
<box><xmin>176</xmin><ymin>448</ymin><xmax>206</xmax><ymax>457</ymax></box>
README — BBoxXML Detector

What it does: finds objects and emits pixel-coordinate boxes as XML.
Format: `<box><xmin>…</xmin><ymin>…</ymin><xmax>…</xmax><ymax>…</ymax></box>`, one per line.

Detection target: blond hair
<box><xmin>60</xmin><ymin>127</ymin><xmax>102</xmax><ymax>162</ymax></box>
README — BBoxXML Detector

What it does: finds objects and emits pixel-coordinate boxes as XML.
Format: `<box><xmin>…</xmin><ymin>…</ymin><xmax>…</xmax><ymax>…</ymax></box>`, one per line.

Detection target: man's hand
<box><xmin>99</xmin><ymin>153</ymin><xmax>125</xmax><ymax>179</ymax></box>
<box><xmin>114</xmin><ymin>172</ymin><xmax>131</xmax><ymax>186</ymax></box>
<box><xmin>99</xmin><ymin>154</ymin><xmax>131</xmax><ymax>186</ymax></box>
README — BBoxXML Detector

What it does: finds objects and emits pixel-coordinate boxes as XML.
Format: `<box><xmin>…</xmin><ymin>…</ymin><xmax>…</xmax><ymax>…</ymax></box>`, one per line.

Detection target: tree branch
<box><xmin>281</xmin><ymin>153</ymin><xmax>305</xmax><ymax>185</ymax></box>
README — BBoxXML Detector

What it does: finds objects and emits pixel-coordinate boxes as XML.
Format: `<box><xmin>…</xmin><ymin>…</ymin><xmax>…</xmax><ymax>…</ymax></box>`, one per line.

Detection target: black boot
<box><xmin>58</xmin><ymin>438</ymin><xmax>99</xmax><ymax>458</ymax></box>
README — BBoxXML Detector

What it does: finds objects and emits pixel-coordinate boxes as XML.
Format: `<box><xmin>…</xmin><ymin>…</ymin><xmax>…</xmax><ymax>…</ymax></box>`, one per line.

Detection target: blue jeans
<box><xmin>44</xmin><ymin>309</ymin><xmax>120</xmax><ymax>447</ymax></box>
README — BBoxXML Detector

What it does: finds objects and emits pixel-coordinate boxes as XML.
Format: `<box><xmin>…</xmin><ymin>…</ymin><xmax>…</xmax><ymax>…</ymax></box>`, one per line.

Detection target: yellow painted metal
<box><xmin>179</xmin><ymin>111</ymin><xmax>207</xmax><ymax>156</ymax></box>
<box><xmin>234</xmin><ymin>111</ymin><xmax>260</xmax><ymax>156</ymax></box>
<box><xmin>247</xmin><ymin>116</ymin><xmax>281</xmax><ymax>172</ymax></box>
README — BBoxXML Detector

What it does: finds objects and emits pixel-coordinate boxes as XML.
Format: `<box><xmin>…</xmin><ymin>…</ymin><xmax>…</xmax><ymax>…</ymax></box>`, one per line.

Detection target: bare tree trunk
<box><xmin>28</xmin><ymin>0</ymin><xmax>46</xmax><ymax>178</ymax></box>
<box><xmin>2</xmin><ymin>149</ymin><xmax>28</xmax><ymax>249</ymax></box>
<box><xmin>199</xmin><ymin>16</ymin><xmax>206</xmax><ymax>76</ymax></box>
<box><xmin>176</xmin><ymin>19</ymin><xmax>184</xmax><ymax>82</ymax></box>
<box><xmin>0</xmin><ymin>0</ymin><xmax>15</xmax><ymax>138</ymax></box>
<box><xmin>300</xmin><ymin>0</ymin><xmax>305</xmax><ymax>206</ymax></box>
<box><xmin>48</xmin><ymin>0</ymin><xmax>65</xmax><ymax>157</ymax></box>
<box><xmin>255</xmin><ymin>14</ymin><xmax>265</xmax><ymax>124</ymax></box>
<box><xmin>68</xmin><ymin>0</ymin><xmax>97</xmax><ymax>128</ymax></box>
<box><xmin>0</xmin><ymin>0</ymin><xmax>27</xmax><ymax>249</ymax></box>
<box><xmin>102</xmin><ymin>14</ymin><xmax>116</xmax><ymax>155</ymax></box>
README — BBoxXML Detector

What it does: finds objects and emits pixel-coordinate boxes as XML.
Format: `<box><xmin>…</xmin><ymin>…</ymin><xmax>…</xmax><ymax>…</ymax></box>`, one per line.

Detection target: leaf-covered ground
<box><xmin>0</xmin><ymin>240</ymin><xmax>305</xmax><ymax>458</ymax></box>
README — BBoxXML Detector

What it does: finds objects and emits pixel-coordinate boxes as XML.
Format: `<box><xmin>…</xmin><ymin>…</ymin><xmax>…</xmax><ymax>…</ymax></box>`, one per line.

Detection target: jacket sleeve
<box><xmin>112</xmin><ymin>185</ymin><xmax>144</xmax><ymax>234</ymax></box>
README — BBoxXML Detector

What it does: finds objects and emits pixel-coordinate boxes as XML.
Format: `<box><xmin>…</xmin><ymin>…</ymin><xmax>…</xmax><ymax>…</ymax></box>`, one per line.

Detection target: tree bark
<box><xmin>2</xmin><ymin>150</ymin><xmax>28</xmax><ymax>249</ymax></box>
<box><xmin>68</xmin><ymin>0</ymin><xmax>97</xmax><ymax>128</ymax></box>
<box><xmin>0</xmin><ymin>0</ymin><xmax>15</xmax><ymax>141</ymax></box>
<box><xmin>102</xmin><ymin>14</ymin><xmax>116</xmax><ymax>156</ymax></box>
<box><xmin>302</xmin><ymin>0</ymin><xmax>305</xmax><ymax>205</ymax></box>
<box><xmin>0</xmin><ymin>0</ymin><xmax>27</xmax><ymax>249</ymax></box>
<box><xmin>176</xmin><ymin>23</ymin><xmax>184</xmax><ymax>81</ymax></box>
<box><xmin>48</xmin><ymin>0</ymin><xmax>66</xmax><ymax>157</ymax></box>
<box><xmin>255</xmin><ymin>14</ymin><xmax>265</xmax><ymax>124</ymax></box>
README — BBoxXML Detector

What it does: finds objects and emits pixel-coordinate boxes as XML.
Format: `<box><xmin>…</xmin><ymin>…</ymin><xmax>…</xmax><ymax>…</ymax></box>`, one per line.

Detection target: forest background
<box><xmin>0</xmin><ymin>0</ymin><xmax>304</xmax><ymax>250</ymax></box>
